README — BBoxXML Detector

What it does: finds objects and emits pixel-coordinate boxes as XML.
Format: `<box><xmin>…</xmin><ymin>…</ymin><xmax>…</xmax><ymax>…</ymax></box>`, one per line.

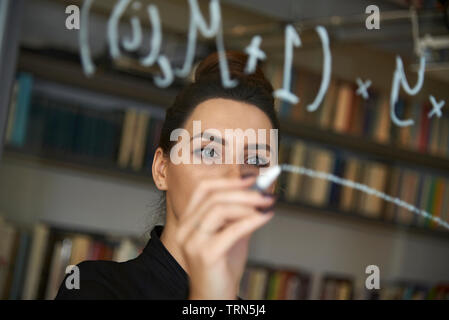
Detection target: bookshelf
<box><xmin>2</xmin><ymin>145</ymin><xmax>155</xmax><ymax>187</ymax></box>
<box><xmin>3</xmin><ymin>47</ymin><xmax>449</xmax><ymax>242</ymax></box>
<box><xmin>3</xmin><ymin>143</ymin><xmax>449</xmax><ymax>241</ymax></box>
<box><xmin>0</xmin><ymin>50</ymin><xmax>449</xmax><ymax>299</ymax></box>
<box><xmin>0</xmin><ymin>217</ymin><xmax>146</xmax><ymax>300</ymax></box>
<box><xmin>1</xmin><ymin>0</ymin><xmax>447</xmax><ymax>302</ymax></box>
<box><xmin>277</xmin><ymin>201</ymin><xmax>449</xmax><ymax>241</ymax></box>
<box><xmin>3</xmin><ymin>215</ymin><xmax>447</xmax><ymax>300</ymax></box>
<box><xmin>237</xmin><ymin>257</ymin><xmax>449</xmax><ymax>300</ymax></box>
<box><xmin>238</xmin><ymin>260</ymin><xmax>312</xmax><ymax>300</ymax></box>
<box><xmin>281</xmin><ymin>119</ymin><xmax>449</xmax><ymax>174</ymax></box>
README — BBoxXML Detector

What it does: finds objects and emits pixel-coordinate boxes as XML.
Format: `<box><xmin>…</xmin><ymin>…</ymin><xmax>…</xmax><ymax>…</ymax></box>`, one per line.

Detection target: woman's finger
<box><xmin>192</xmin><ymin>202</ymin><xmax>269</xmax><ymax>236</ymax></box>
<box><xmin>181</xmin><ymin>176</ymin><xmax>257</xmax><ymax>223</ymax></box>
<box><xmin>209</xmin><ymin>211</ymin><xmax>274</xmax><ymax>258</ymax></box>
<box><xmin>178</xmin><ymin>189</ymin><xmax>275</xmax><ymax>241</ymax></box>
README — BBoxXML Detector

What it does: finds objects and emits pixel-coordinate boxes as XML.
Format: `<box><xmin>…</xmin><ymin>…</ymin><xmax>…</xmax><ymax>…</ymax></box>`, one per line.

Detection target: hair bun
<box><xmin>194</xmin><ymin>51</ymin><xmax>272</xmax><ymax>92</ymax></box>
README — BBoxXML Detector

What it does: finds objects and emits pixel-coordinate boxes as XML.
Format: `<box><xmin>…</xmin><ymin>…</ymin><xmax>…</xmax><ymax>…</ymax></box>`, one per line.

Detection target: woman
<box><xmin>55</xmin><ymin>50</ymin><xmax>280</xmax><ymax>300</ymax></box>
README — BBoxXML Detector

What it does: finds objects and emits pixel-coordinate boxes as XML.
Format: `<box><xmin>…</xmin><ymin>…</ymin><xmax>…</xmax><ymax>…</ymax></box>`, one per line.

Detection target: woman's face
<box><xmin>153</xmin><ymin>98</ymin><xmax>277</xmax><ymax>220</ymax></box>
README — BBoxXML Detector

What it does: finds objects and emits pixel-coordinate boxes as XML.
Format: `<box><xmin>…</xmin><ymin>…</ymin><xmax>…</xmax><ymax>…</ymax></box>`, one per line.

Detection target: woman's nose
<box><xmin>239</xmin><ymin>164</ymin><xmax>259</xmax><ymax>179</ymax></box>
<box><xmin>224</xmin><ymin>164</ymin><xmax>258</xmax><ymax>179</ymax></box>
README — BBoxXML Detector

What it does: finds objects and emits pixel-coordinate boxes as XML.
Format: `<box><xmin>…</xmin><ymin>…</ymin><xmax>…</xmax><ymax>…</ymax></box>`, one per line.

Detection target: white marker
<box><xmin>251</xmin><ymin>165</ymin><xmax>282</xmax><ymax>192</ymax></box>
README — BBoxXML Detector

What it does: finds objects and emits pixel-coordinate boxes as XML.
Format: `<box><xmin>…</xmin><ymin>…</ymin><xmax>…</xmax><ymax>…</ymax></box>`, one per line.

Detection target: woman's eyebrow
<box><xmin>190</xmin><ymin>131</ymin><xmax>271</xmax><ymax>152</ymax></box>
<box><xmin>246</xmin><ymin>143</ymin><xmax>271</xmax><ymax>152</ymax></box>
<box><xmin>190</xmin><ymin>131</ymin><xmax>225</xmax><ymax>146</ymax></box>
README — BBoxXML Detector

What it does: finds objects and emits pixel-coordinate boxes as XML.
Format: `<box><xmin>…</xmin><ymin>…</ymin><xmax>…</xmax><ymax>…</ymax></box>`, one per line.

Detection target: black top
<box><xmin>55</xmin><ymin>225</ymin><xmax>242</xmax><ymax>300</ymax></box>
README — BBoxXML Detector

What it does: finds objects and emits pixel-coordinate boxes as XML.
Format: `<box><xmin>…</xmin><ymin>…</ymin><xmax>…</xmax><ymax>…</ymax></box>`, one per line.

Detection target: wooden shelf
<box><xmin>2</xmin><ymin>146</ymin><xmax>155</xmax><ymax>188</ymax></box>
<box><xmin>276</xmin><ymin>201</ymin><xmax>449</xmax><ymax>241</ymax></box>
<box><xmin>17</xmin><ymin>48</ymin><xmax>180</xmax><ymax>109</ymax></box>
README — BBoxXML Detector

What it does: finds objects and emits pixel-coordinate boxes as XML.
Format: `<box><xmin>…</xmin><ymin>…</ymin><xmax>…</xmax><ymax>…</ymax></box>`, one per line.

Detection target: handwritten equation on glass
<box><xmin>78</xmin><ymin>0</ymin><xmax>445</xmax><ymax>128</ymax></box>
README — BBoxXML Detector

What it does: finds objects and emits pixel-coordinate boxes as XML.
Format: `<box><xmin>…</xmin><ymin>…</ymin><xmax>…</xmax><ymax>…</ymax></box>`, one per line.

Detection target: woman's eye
<box><xmin>247</xmin><ymin>156</ymin><xmax>269</xmax><ymax>167</ymax></box>
<box><xmin>200</xmin><ymin>147</ymin><xmax>219</xmax><ymax>159</ymax></box>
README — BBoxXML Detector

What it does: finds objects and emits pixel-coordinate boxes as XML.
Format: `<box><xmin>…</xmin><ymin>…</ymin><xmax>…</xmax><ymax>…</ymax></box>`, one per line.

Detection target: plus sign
<box><xmin>244</xmin><ymin>35</ymin><xmax>266</xmax><ymax>74</ymax></box>
<box><xmin>428</xmin><ymin>95</ymin><xmax>445</xmax><ymax>119</ymax></box>
<box><xmin>356</xmin><ymin>78</ymin><xmax>372</xmax><ymax>100</ymax></box>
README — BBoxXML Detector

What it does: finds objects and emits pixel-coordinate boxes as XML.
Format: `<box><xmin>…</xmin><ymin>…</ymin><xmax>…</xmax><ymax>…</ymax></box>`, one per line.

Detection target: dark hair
<box><xmin>147</xmin><ymin>50</ymin><xmax>281</xmax><ymax>231</ymax></box>
<box><xmin>158</xmin><ymin>50</ymin><xmax>280</xmax><ymax>155</ymax></box>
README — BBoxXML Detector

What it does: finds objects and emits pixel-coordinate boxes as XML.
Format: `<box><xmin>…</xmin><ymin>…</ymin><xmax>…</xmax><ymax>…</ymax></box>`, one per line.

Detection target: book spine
<box><xmin>10</xmin><ymin>73</ymin><xmax>34</xmax><ymax>147</ymax></box>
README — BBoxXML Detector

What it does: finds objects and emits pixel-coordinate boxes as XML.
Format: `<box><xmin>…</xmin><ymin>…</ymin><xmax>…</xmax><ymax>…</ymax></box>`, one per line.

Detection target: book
<box><xmin>418</xmin><ymin>102</ymin><xmax>431</xmax><ymax>153</ymax></box>
<box><xmin>398</xmin><ymin>100</ymin><xmax>413</xmax><ymax>147</ymax></box>
<box><xmin>118</xmin><ymin>108</ymin><xmax>138</xmax><ymax>168</ymax></box>
<box><xmin>348</xmin><ymin>92</ymin><xmax>363</xmax><ymax>135</ymax></box>
<box><xmin>359</xmin><ymin>162</ymin><xmax>388</xmax><ymax>218</ymax></box>
<box><xmin>8</xmin><ymin>230</ymin><xmax>31</xmax><ymax>300</ymax></box>
<box><xmin>44</xmin><ymin>238</ymin><xmax>72</xmax><ymax>300</ymax></box>
<box><xmin>5</xmin><ymin>80</ymin><xmax>19</xmax><ymax>142</ymax></box>
<box><xmin>415</xmin><ymin>175</ymin><xmax>432</xmax><ymax>227</ymax></box>
<box><xmin>143</xmin><ymin>117</ymin><xmax>164</xmax><ymax>172</ymax></box>
<box><xmin>339</xmin><ymin>158</ymin><xmax>361</xmax><ymax>212</ymax></box>
<box><xmin>265</xmin><ymin>269</ymin><xmax>280</xmax><ymax>300</ymax></box>
<box><xmin>279</xmin><ymin>67</ymin><xmax>298</xmax><ymax>118</ymax></box>
<box><xmin>113</xmin><ymin>238</ymin><xmax>140</xmax><ymax>263</ymax></box>
<box><xmin>22</xmin><ymin>223</ymin><xmax>49</xmax><ymax>300</ymax></box>
<box><xmin>327</xmin><ymin>153</ymin><xmax>345</xmax><ymax>207</ymax></box>
<box><xmin>69</xmin><ymin>234</ymin><xmax>92</xmax><ymax>266</ymax></box>
<box><xmin>285</xmin><ymin>140</ymin><xmax>306</xmax><ymax>202</ymax></box>
<box><xmin>298</xmin><ymin>145</ymin><xmax>314</xmax><ymax>203</ymax></box>
<box><xmin>8</xmin><ymin>73</ymin><xmax>34</xmax><ymax>147</ymax></box>
<box><xmin>374</xmin><ymin>96</ymin><xmax>391</xmax><ymax>144</ymax></box>
<box><xmin>131</xmin><ymin>111</ymin><xmax>150</xmax><ymax>171</ymax></box>
<box><xmin>321</xmin><ymin>275</ymin><xmax>353</xmax><ymax>300</ymax></box>
<box><xmin>396</xmin><ymin>170</ymin><xmax>419</xmax><ymax>225</ymax></box>
<box><xmin>277</xmin><ymin>139</ymin><xmax>292</xmax><ymax>196</ymax></box>
<box><xmin>0</xmin><ymin>219</ymin><xmax>18</xmax><ymax>299</ymax></box>
<box><xmin>438</xmin><ymin>116</ymin><xmax>449</xmax><ymax>157</ymax></box>
<box><xmin>429</xmin><ymin>178</ymin><xmax>445</xmax><ymax>229</ymax></box>
<box><xmin>384</xmin><ymin>167</ymin><xmax>402</xmax><ymax>222</ymax></box>
<box><xmin>283</xmin><ymin>272</ymin><xmax>301</xmax><ymax>300</ymax></box>
<box><xmin>301</xmin><ymin>72</ymin><xmax>323</xmax><ymax>125</ymax></box>
<box><xmin>319</xmin><ymin>79</ymin><xmax>338</xmax><ymax>129</ymax></box>
<box><xmin>253</xmin><ymin>268</ymin><xmax>269</xmax><ymax>299</ymax></box>
<box><xmin>308</xmin><ymin>148</ymin><xmax>334</xmax><ymax>206</ymax></box>
<box><xmin>440</xmin><ymin>182</ymin><xmax>449</xmax><ymax>227</ymax></box>
<box><xmin>333</xmin><ymin>82</ymin><xmax>354</xmax><ymax>133</ymax></box>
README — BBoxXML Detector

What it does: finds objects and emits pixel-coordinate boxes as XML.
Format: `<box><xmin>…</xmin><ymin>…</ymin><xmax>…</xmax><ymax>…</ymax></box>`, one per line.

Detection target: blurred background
<box><xmin>0</xmin><ymin>0</ymin><xmax>449</xmax><ymax>300</ymax></box>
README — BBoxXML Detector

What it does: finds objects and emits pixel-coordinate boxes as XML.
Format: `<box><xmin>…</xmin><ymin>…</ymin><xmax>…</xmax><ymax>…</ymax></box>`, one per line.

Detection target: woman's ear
<box><xmin>152</xmin><ymin>147</ymin><xmax>168</xmax><ymax>191</ymax></box>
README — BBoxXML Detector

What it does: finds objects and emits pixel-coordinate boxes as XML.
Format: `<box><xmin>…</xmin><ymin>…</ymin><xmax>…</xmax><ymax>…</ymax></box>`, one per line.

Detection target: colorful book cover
<box><xmin>10</xmin><ymin>73</ymin><xmax>34</xmax><ymax>147</ymax></box>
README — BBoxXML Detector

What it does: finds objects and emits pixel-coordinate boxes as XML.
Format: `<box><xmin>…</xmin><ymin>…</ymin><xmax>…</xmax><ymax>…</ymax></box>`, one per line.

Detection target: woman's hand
<box><xmin>175</xmin><ymin>175</ymin><xmax>276</xmax><ymax>300</ymax></box>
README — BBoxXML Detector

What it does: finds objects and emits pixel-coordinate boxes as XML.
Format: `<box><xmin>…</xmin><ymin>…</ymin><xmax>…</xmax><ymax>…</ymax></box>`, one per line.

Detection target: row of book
<box><xmin>367</xmin><ymin>281</ymin><xmax>449</xmax><ymax>300</ymax></box>
<box><xmin>324</xmin><ymin>277</ymin><xmax>449</xmax><ymax>300</ymax></box>
<box><xmin>320</xmin><ymin>275</ymin><xmax>354</xmax><ymax>300</ymax></box>
<box><xmin>239</xmin><ymin>264</ymin><xmax>311</xmax><ymax>300</ymax></box>
<box><xmin>278</xmin><ymin>137</ymin><xmax>449</xmax><ymax>229</ymax></box>
<box><xmin>4</xmin><ymin>72</ymin><xmax>164</xmax><ymax>172</ymax></box>
<box><xmin>1</xmin><ymin>217</ymin><xmax>447</xmax><ymax>300</ymax></box>
<box><xmin>265</xmin><ymin>65</ymin><xmax>449</xmax><ymax>159</ymax></box>
<box><xmin>238</xmin><ymin>263</ymin><xmax>449</xmax><ymax>300</ymax></box>
<box><xmin>0</xmin><ymin>216</ymin><xmax>144</xmax><ymax>300</ymax></box>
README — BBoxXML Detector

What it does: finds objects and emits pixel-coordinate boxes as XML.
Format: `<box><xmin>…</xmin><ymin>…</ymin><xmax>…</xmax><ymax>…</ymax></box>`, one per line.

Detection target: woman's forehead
<box><xmin>184</xmin><ymin>98</ymin><xmax>273</xmax><ymax>133</ymax></box>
